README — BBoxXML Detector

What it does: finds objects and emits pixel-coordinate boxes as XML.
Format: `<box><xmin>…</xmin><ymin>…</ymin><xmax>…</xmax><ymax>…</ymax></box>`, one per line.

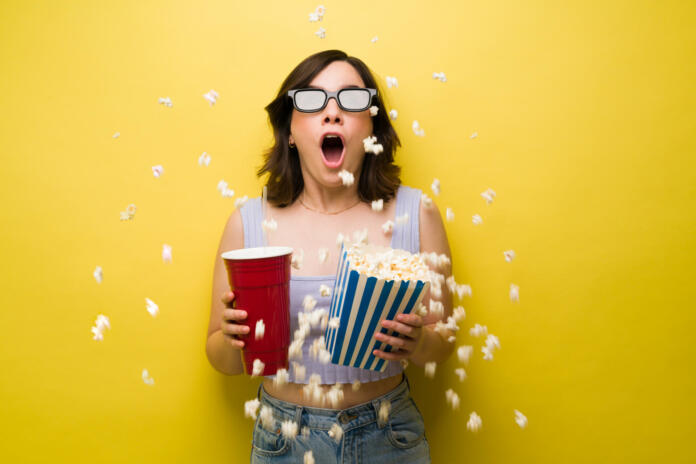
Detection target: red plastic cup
<box><xmin>221</xmin><ymin>246</ymin><xmax>293</xmax><ymax>376</ymax></box>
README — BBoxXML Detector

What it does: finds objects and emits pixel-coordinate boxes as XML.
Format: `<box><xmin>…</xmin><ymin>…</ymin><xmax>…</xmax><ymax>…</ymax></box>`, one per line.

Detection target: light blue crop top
<box><xmin>239</xmin><ymin>184</ymin><xmax>423</xmax><ymax>384</ymax></box>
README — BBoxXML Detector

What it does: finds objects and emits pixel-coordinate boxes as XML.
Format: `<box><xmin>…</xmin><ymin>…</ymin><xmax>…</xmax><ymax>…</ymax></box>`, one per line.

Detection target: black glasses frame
<box><xmin>287</xmin><ymin>88</ymin><xmax>377</xmax><ymax>113</ymax></box>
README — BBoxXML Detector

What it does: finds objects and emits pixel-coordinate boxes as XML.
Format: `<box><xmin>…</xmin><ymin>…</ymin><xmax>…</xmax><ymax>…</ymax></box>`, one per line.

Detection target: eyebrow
<box><xmin>306</xmin><ymin>84</ymin><xmax>362</xmax><ymax>89</ymax></box>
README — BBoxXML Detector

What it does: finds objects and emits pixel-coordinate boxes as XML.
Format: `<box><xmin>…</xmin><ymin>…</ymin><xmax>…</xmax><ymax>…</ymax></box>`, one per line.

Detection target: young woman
<box><xmin>206</xmin><ymin>49</ymin><xmax>455</xmax><ymax>463</ymax></box>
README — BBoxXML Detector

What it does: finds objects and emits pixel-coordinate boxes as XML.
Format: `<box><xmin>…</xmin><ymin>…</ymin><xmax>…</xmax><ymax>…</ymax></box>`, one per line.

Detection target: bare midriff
<box><xmin>262</xmin><ymin>373</ymin><xmax>403</xmax><ymax>409</ymax></box>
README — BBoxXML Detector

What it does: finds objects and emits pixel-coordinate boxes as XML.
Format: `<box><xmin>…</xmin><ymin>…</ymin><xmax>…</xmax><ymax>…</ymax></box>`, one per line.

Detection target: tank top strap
<box><xmin>390</xmin><ymin>184</ymin><xmax>422</xmax><ymax>254</ymax></box>
<box><xmin>238</xmin><ymin>197</ymin><xmax>267</xmax><ymax>248</ymax></box>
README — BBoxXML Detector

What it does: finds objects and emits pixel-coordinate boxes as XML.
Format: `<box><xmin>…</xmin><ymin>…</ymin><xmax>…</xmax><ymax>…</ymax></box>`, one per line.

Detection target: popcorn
<box><xmin>429</xmin><ymin>300</ymin><xmax>444</xmax><ymax>318</ymax></box>
<box><xmin>292</xmin><ymin>362</ymin><xmax>306</xmax><ymax>381</ymax></box>
<box><xmin>369</xmin><ymin>106</ymin><xmax>379</xmax><ymax>116</ymax></box>
<box><xmin>486</xmin><ymin>334</ymin><xmax>500</xmax><ymax>350</ymax></box>
<box><xmin>514</xmin><ymin>409</ymin><xmax>528</xmax><ymax>428</ymax></box>
<box><xmin>389</xmin><ymin>109</ymin><xmax>398</xmax><ymax>120</ymax></box>
<box><xmin>262</xmin><ymin>218</ymin><xmax>277</xmax><ymax>232</ymax></box>
<box><xmin>338</xmin><ymin>169</ymin><xmax>354</xmax><ymax>186</ymax></box>
<box><xmin>453</xmin><ymin>306</ymin><xmax>466</xmax><ymax>322</ymax></box>
<box><xmin>120</xmin><ymin>203</ymin><xmax>137</xmax><ymax>221</ymax></box>
<box><xmin>386</xmin><ymin>76</ymin><xmax>398</xmax><ymax>88</ymax></box>
<box><xmin>145</xmin><ymin>298</ymin><xmax>159</xmax><ymax>317</ymax></box>
<box><xmin>482</xmin><ymin>333</ymin><xmax>500</xmax><ymax>361</ymax></box>
<box><xmin>396</xmin><ymin>213</ymin><xmax>409</xmax><ymax>225</ymax></box>
<box><xmin>481</xmin><ymin>188</ymin><xmax>497</xmax><ymax>204</ymax></box>
<box><xmin>304</xmin><ymin>450</ymin><xmax>315</xmax><ymax>464</ymax></box>
<box><xmin>91</xmin><ymin>314</ymin><xmax>110</xmax><ymax>341</ymax></box>
<box><xmin>457</xmin><ymin>345</ymin><xmax>473</xmax><ymax>364</ymax></box>
<box><xmin>162</xmin><ymin>244</ymin><xmax>172</xmax><ymax>263</ymax></box>
<box><xmin>371</xmin><ymin>199</ymin><xmax>384</xmax><ymax>211</ymax></box>
<box><xmin>303</xmin><ymin>374</ymin><xmax>324</xmax><ymax>403</ymax></box>
<box><xmin>415</xmin><ymin>303</ymin><xmax>428</xmax><ymax>317</ymax></box>
<box><xmin>318</xmin><ymin>247</ymin><xmax>329</xmax><ymax>263</ymax></box>
<box><xmin>421</xmin><ymin>194</ymin><xmax>432</xmax><ymax>208</ymax></box>
<box><xmin>326</xmin><ymin>316</ymin><xmax>339</xmax><ymax>329</ymax></box>
<box><xmin>301</xmin><ymin>426</ymin><xmax>310</xmax><ymax>438</ymax></box>
<box><xmin>259</xmin><ymin>405</ymin><xmax>275</xmax><ymax>431</ymax></box>
<box><xmin>412</xmin><ymin>120</ymin><xmax>425</xmax><ymax>137</ymax></box>
<box><xmin>472</xmin><ymin>214</ymin><xmax>483</xmax><ymax>225</ymax></box>
<box><xmin>158</xmin><ymin>96</ymin><xmax>173</xmax><ymax>107</ymax></box>
<box><xmin>273</xmin><ymin>368</ymin><xmax>289</xmax><ymax>387</ymax></box>
<box><xmin>445</xmin><ymin>388</ymin><xmax>460</xmax><ymax>410</ymax></box>
<box><xmin>326</xmin><ymin>384</ymin><xmax>344</xmax><ymax>408</ymax></box>
<box><xmin>430</xmin><ymin>284</ymin><xmax>442</xmax><ymax>300</ymax></box>
<box><xmin>482</xmin><ymin>346</ymin><xmax>493</xmax><ymax>361</ymax></box>
<box><xmin>371</xmin><ymin>36</ymin><xmax>378</xmax><ymax>43</ymax></box>
<box><xmin>152</xmin><ymin>165</ymin><xmax>164</xmax><ymax>178</ymax></box>
<box><xmin>303</xmin><ymin>295</ymin><xmax>317</xmax><ymax>312</ymax></box>
<box><xmin>142</xmin><ymin>368</ymin><xmax>155</xmax><ymax>385</ymax></box>
<box><xmin>289</xmin><ymin>340</ymin><xmax>303</xmax><ymax>360</ymax></box>
<box><xmin>328</xmin><ymin>423</ymin><xmax>343</xmax><ymax>442</ymax></box>
<box><xmin>217</xmin><ymin>180</ymin><xmax>234</xmax><ymax>198</ymax></box>
<box><xmin>198</xmin><ymin>152</ymin><xmax>211</xmax><ymax>166</ymax></box>
<box><xmin>93</xmin><ymin>266</ymin><xmax>103</xmax><ymax>284</ymax></box>
<box><xmin>309</xmin><ymin>5</ymin><xmax>326</xmax><ymax>22</ymax></box>
<box><xmin>252</xmin><ymin>358</ymin><xmax>265</xmax><ymax>376</ymax></box>
<box><xmin>446</xmin><ymin>208</ymin><xmax>455</xmax><ymax>222</ymax></box>
<box><xmin>378</xmin><ymin>400</ymin><xmax>391</xmax><ymax>425</ymax></box>
<box><xmin>315</xmin><ymin>27</ymin><xmax>326</xmax><ymax>39</ymax></box>
<box><xmin>424</xmin><ymin>361</ymin><xmax>436</xmax><ymax>378</ymax></box>
<box><xmin>352</xmin><ymin>379</ymin><xmax>361</xmax><ymax>391</ymax></box>
<box><xmin>352</xmin><ymin>228</ymin><xmax>368</xmax><ymax>246</ymax></box>
<box><xmin>292</xmin><ymin>248</ymin><xmax>304</xmax><ymax>270</ymax></box>
<box><xmin>112</xmin><ymin>132</ymin><xmax>120</xmax><ymax>138</ymax></box>
<box><xmin>234</xmin><ymin>196</ymin><xmax>249</xmax><ymax>209</ymax></box>
<box><xmin>319</xmin><ymin>284</ymin><xmax>331</xmax><ymax>297</ymax></box>
<box><xmin>281</xmin><ymin>420</ymin><xmax>298</xmax><ymax>439</ymax></box>
<box><xmin>469</xmin><ymin>324</ymin><xmax>487</xmax><ymax>337</ymax></box>
<box><xmin>344</xmin><ymin>244</ymin><xmax>431</xmax><ymax>281</ymax></box>
<box><xmin>362</xmin><ymin>135</ymin><xmax>383</xmax><ymax>155</ymax></box>
<box><xmin>244</xmin><ymin>398</ymin><xmax>260</xmax><ymax>419</ymax></box>
<box><xmin>470</xmin><ymin>132</ymin><xmax>478</xmax><ymax>139</ymax></box>
<box><xmin>202</xmin><ymin>89</ymin><xmax>219</xmax><ymax>106</ymax></box>
<box><xmin>510</xmin><ymin>283</ymin><xmax>520</xmax><ymax>302</ymax></box>
<box><xmin>467</xmin><ymin>412</ymin><xmax>482</xmax><ymax>432</ymax></box>
<box><xmin>255</xmin><ymin>319</ymin><xmax>265</xmax><ymax>340</ymax></box>
<box><xmin>400</xmin><ymin>359</ymin><xmax>409</xmax><ymax>369</ymax></box>
<box><xmin>431</xmin><ymin>178</ymin><xmax>441</xmax><ymax>196</ymax></box>
<box><xmin>456</xmin><ymin>284</ymin><xmax>472</xmax><ymax>299</ymax></box>
<box><xmin>432</xmin><ymin>72</ymin><xmax>447</xmax><ymax>82</ymax></box>
<box><xmin>454</xmin><ymin>367</ymin><xmax>467</xmax><ymax>382</ymax></box>
<box><xmin>381</xmin><ymin>220</ymin><xmax>394</xmax><ymax>235</ymax></box>
<box><xmin>336</xmin><ymin>233</ymin><xmax>347</xmax><ymax>248</ymax></box>
<box><xmin>504</xmin><ymin>250</ymin><xmax>516</xmax><ymax>262</ymax></box>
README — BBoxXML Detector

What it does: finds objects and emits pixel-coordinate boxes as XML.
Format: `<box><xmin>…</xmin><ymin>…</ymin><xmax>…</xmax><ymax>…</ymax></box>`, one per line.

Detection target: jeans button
<box><xmin>340</xmin><ymin>414</ymin><xmax>350</xmax><ymax>424</ymax></box>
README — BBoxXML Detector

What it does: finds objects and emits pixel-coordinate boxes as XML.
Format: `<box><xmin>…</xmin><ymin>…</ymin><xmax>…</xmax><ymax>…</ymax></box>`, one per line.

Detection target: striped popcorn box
<box><xmin>324</xmin><ymin>244</ymin><xmax>431</xmax><ymax>372</ymax></box>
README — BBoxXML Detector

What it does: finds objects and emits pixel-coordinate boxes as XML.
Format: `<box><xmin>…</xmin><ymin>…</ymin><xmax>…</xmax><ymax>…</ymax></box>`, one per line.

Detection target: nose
<box><xmin>322</xmin><ymin>96</ymin><xmax>342</xmax><ymax>124</ymax></box>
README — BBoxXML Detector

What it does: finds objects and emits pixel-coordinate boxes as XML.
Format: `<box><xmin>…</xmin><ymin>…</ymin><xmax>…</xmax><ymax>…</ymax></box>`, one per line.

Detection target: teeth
<box><xmin>325</xmin><ymin>135</ymin><xmax>339</xmax><ymax>139</ymax></box>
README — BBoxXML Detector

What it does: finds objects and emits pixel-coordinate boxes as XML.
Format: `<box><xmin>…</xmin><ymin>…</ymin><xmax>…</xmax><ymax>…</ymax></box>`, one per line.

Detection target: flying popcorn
<box><xmin>262</xmin><ymin>218</ymin><xmax>277</xmax><ymax>232</ymax></box>
<box><xmin>259</xmin><ymin>405</ymin><xmax>275</xmax><ymax>431</ymax></box>
<box><xmin>338</xmin><ymin>169</ymin><xmax>354</xmax><ymax>186</ymax></box>
<box><xmin>486</xmin><ymin>334</ymin><xmax>500</xmax><ymax>350</ymax></box>
<box><xmin>424</xmin><ymin>361</ymin><xmax>436</xmax><ymax>378</ymax></box>
<box><xmin>412</xmin><ymin>120</ymin><xmax>425</xmax><ymax>137</ymax></box>
<box><xmin>446</xmin><ymin>208</ymin><xmax>455</xmax><ymax>222</ymax></box>
<box><xmin>378</xmin><ymin>400</ymin><xmax>391</xmax><ymax>425</ymax></box>
<box><xmin>371</xmin><ymin>36</ymin><xmax>378</xmax><ymax>43</ymax></box>
<box><xmin>381</xmin><ymin>220</ymin><xmax>394</xmax><ymax>235</ymax></box>
<box><xmin>244</xmin><ymin>398</ymin><xmax>260</xmax><ymax>419</ymax></box>
<box><xmin>457</xmin><ymin>345</ymin><xmax>473</xmax><ymax>364</ymax></box>
<box><xmin>145</xmin><ymin>298</ymin><xmax>159</xmax><ymax>317</ymax></box>
<box><xmin>456</xmin><ymin>284</ymin><xmax>472</xmax><ymax>299</ymax></box>
<box><xmin>308</xmin><ymin>5</ymin><xmax>325</xmax><ymax>22</ymax></box>
<box><xmin>429</xmin><ymin>300</ymin><xmax>444</xmax><ymax>318</ymax></box>
<box><xmin>433</xmin><ymin>72</ymin><xmax>447</xmax><ymax>82</ymax></box>
<box><xmin>326</xmin><ymin>384</ymin><xmax>344</xmax><ymax>408</ymax></box>
<box><xmin>234</xmin><ymin>196</ymin><xmax>249</xmax><ymax>209</ymax></box>
<box><xmin>416</xmin><ymin>302</ymin><xmax>428</xmax><ymax>317</ymax></box>
<box><xmin>293</xmin><ymin>362</ymin><xmax>306</xmax><ymax>381</ymax></box>
<box><xmin>472</xmin><ymin>214</ymin><xmax>483</xmax><ymax>225</ymax></box>
<box><xmin>386</xmin><ymin>76</ymin><xmax>398</xmax><ymax>88</ymax></box>
<box><xmin>303</xmin><ymin>374</ymin><xmax>324</xmax><ymax>403</ymax></box>
<box><xmin>292</xmin><ymin>248</ymin><xmax>304</xmax><ymax>270</ymax></box>
<box><xmin>421</xmin><ymin>194</ymin><xmax>433</xmax><ymax>208</ymax></box>
<box><xmin>510</xmin><ymin>283</ymin><xmax>520</xmax><ymax>303</ymax></box>
<box><xmin>470</xmin><ymin>132</ymin><xmax>478</xmax><ymax>139</ymax></box>
<box><xmin>469</xmin><ymin>324</ymin><xmax>487</xmax><ymax>338</ymax></box>
<box><xmin>369</xmin><ymin>106</ymin><xmax>379</xmax><ymax>116</ymax></box>
<box><xmin>162</xmin><ymin>244</ymin><xmax>172</xmax><ymax>263</ymax></box>
<box><xmin>112</xmin><ymin>132</ymin><xmax>120</xmax><ymax>138</ymax></box>
<box><xmin>304</xmin><ymin>450</ymin><xmax>315</xmax><ymax>464</ymax></box>
<box><xmin>255</xmin><ymin>319</ymin><xmax>265</xmax><ymax>340</ymax></box>
<box><xmin>389</xmin><ymin>109</ymin><xmax>398</xmax><ymax>120</ymax></box>
<box><xmin>514</xmin><ymin>409</ymin><xmax>528</xmax><ymax>428</ymax></box>
<box><xmin>273</xmin><ymin>368</ymin><xmax>289</xmax><ymax>387</ymax></box>
<box><xmin>120</xmin><ymin>203</ymin><xmax>137</xmax><ymax>221</ymax></box>
<box><xmin>431</xmin><ymin>178</ymin><xmax>441</xmax><ymax>196</ymax></box>
<box><xmin>452</xmin><ymin>306</ymin><xmax>466</xmax><ymax>322</ymax></box>
<box><xmin>336</xmin><ymin>233</ymin><xmax>347</xmax><ymax>248</ymax></box>
<box><xmin>202</xmin><ymin>89</ymin><xmax>219</xmax><ymax>106</ymax></box>
<box><xmin>91</xmin><ymin>314</ymin><xmax>110</xmax><ymax>341</ymax></box>
<box><xmin>93</xmin><ymin>266</ymin><xmax>103</xmax><ymax>284</ymax></box>
<box><xmin>251</xmin><ymin>358</ymin><xmax>265</xmax><ymax>377</ymax></box>
<box><xmin>481</xmin><ymin>188</ymin><xmax>497</xmax><ymax>204</ymax></box>
<box><xmin>504</xmin><ymin>250</ymin><xmax>516</xmax><ymax>262</ymax></box>
<box><xmin>371</xmin><ymin>199</ymin><xmax>384</xmax><ymax>211</ymax></box>
<box><xmin>142</xmin><ymin>368</ymin><xmax>155</xmax><ymax>385</ymax></box>
<box><xmin>319</xmin><ymin>284</ymin><xmax>331</xmax><ymax>297</ymax></box>
<box><xmin>217</xmin><ymin>180</ymin><xmax>234</xmax><ymax>198</ymax></box>
<box><xmin>289</xmin><ymin>340</ymin><xmax>303</xmax><ymax>360</ymax></box>
<box><xmin>352</xmin><ymin>228</ymin><xmax>368</xmax><ymax>246</ymax></box>
<box><xmin>198</xmin><ymin>152</ymin><xmax>211</xmax><ymax>166</ymax></box>
<box><xmin>328</xmin><ymin>423</ymin><xmax>343</xmax><ymax>442</ymax></box>
<box><xmin>303</xmin><ymin>295</ymin><xmax>317</xmax><ymax>312</ymax></box>
<box><xmin>445</xmin><ymin>389</ymin><xmax>460</xmax><ymax>410</ymax></box>
<box><xmin>158</xmin><ymin>96</ymin><xmax>172</xmax><ymax>107</ymax></box>
<box><xmin>315</xmin><ymin>27</ymin><xmax>326</xmax><ymax>39</ymax></box>
<box><xmin>482</xmin><ymin>345</ymin><xmax>494</xmax><ymax>361</ymax></box>
<box><xmin>281</xmin><ymin>420</ymin><xmax>299</xmax><ymax>439</ymax></box>
<box><xmin>400</xmin><ymin>359</ymin><xmax>409</xmax><ymax>369</ymax></box>
<box><xmin>363</xmin><ymin>135</ymin><xmax>383</xmax><ymax>155</ymax></box>
<box><xmin>454</xmin><ymin>367</ymin><xmax>467</xmax><ymax>382</ymax></box>
<box><xmin>396</xmin><ymin>213</ymin><xmax>409</xmax><ymax>225</ymax></box>
<box><xmin>467</xmin><ymin>412</ymin><xmax>482</xmax><ymax>432</ymax></box>
<box><xmin>318</xmin><ymin>247</ymin><xmax>329</xmax><ymax>263</ymax></box>
<box><xmin>352</xmin><ymin>379</ymin><xmax>361</xmax><ymax>391</ymax></box>
<box><xmin>328</xmin><ymin>317</ymin><xmax>340</xmax><ymax>329</ymax></box>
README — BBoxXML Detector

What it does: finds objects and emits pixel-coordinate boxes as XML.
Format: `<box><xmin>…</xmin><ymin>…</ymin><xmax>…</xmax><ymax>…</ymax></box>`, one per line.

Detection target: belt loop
<box><xmin>295</xmin><ymin>405</ymin><xmax>303</xmax><ymax>428</ymax></box>
<box><xmin>372</xmin><ymin>398</ymin><xmax>386</xmax><ymax>429</ymax></box>
<box><xmin>403</xmin><ymin>372</ymin><xmax>411</xmax><ymax>392</ymax></box>
<box><xmin>256</xmin><ymin>382</ymin><xmax>263</xmax><ymax>401</ymax></box>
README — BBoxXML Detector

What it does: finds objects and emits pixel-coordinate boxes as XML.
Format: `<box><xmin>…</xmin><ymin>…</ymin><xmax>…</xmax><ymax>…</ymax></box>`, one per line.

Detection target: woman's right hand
<box><xmin>220</xmin><ymin>291</ymin><xmax>250</xmax><ymax>349</ymax></box>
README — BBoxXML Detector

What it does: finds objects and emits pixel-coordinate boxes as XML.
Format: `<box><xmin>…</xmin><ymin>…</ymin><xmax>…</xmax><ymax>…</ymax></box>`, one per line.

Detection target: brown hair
<box><xmin>258</xmin><ymin>49</ymin><xmax>402</xmax><ymax>207</ymax></box>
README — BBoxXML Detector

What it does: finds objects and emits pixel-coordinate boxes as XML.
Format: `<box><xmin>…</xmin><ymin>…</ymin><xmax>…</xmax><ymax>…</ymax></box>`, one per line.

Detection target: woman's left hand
<box><xmin>372</xmin><ymin>313</ymin><xmax>424</xmax><ymax>361</ymax></box>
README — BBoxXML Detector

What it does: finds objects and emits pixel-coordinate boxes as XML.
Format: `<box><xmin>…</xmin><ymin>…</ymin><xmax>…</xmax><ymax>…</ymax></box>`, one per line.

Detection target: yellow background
<box><xmin>1</xmin><ymin>0</ymin><xmax>694</xmax><ymax>462</ymax></box>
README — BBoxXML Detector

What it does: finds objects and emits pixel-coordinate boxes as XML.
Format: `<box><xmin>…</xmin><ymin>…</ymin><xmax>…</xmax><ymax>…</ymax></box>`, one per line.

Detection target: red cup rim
<box><xmin>221</xmin><ymin>246</ymin><xmax>294</xmax><ymax>261</ymax></box>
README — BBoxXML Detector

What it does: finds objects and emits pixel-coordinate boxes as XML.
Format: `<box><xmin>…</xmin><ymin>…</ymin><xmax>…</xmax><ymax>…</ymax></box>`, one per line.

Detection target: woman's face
<box><xmin>289</xmin><ymin>60</ymin><xmax>373</xmax><ymax>189</ymax></box>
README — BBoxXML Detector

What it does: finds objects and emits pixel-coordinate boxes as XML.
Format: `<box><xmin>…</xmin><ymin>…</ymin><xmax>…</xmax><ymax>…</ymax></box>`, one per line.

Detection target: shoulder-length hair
<box><xmin>258</xmin><ymin>49</ymin><xmax>402</xmax><ymax>207</ymax></box>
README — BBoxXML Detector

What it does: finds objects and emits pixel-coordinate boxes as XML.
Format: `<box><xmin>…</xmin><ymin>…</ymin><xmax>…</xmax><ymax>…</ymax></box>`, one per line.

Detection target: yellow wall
<box><xmin>1</xmin><ymin>0</ymin><xmax>694</xmax><ymax>462</ymax></box>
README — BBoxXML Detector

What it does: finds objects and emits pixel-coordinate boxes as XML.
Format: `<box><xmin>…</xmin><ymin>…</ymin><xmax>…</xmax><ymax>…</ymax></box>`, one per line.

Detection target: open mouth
<box><xmin>321</xmin><ymin>135</ymin><xmax>344</xmax><ymax>167</ymax></box>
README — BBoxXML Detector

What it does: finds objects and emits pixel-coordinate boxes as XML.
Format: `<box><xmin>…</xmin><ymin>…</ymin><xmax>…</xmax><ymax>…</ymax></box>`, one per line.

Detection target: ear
<box><xmin>289</xmin><ymin>134</ymin><xmax>295</xmax><ymax>145</ymax></box>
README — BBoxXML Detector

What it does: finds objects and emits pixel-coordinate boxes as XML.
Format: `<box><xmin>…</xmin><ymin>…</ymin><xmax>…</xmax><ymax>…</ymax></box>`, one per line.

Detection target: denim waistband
<box><xmin>257</xmin><ymin>374</ymin><xmax>411</xmax><ymax>432</ymax></box>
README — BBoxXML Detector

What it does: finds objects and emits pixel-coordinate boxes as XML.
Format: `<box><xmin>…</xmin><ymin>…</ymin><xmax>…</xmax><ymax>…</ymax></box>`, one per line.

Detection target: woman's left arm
<box><xmin>372</xmin><ymin>197</ymin><xmax>456</xmax><ymax>367</ymax></box>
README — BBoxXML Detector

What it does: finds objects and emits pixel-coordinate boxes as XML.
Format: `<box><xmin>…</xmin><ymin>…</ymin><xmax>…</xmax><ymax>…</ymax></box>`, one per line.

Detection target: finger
<box><xmin>374</xmin><ymin>331</ymin><xmax>408</xmax><ymax>349</ymax></box>
<box><xmin>381</xmin><ymin>319</ymin><xmax>417</xmax><ymax>337</ymax></box>
<box><xmin>223</xmin><ymin>322</ymin><xmax>250</xmax><ymax>336</ymax></box>
<box><xmin>224</xmin><ymin>334</ymin><xmax>245</xmax><ymax>349</ymax></box>
<box><xmin>221</xmin><ymin>291</ymin><xmax>235</xmax><ymax>304</ymax></box>
<box><xmin>395</xmin><ymin>313</ymin><xmax>423</xmax><ymax>327</ymax></box>
<box><xmin>223</xmin><ymin>309</ymin><xmax>247</xmax><ymax>321</ymax></box>
<box><xmin>373</xmin><ymin>348</ymin><xmax>408</xmax><ymax>361</ymax></box>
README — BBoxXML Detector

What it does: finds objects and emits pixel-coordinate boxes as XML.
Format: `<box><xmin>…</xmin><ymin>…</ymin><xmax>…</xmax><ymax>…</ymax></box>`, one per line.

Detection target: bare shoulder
<box><xmin>419</xmin><ymin>196</ymin><xmax>450</xmax><ymax>257</ymax></box>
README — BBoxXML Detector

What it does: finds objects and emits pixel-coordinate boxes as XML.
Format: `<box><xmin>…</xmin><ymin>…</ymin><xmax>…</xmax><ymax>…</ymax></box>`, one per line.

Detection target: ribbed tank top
<box><xmin>239</xmin><ymin>184</ymin><xmax>422</xmax><ymax>384</ymax></box>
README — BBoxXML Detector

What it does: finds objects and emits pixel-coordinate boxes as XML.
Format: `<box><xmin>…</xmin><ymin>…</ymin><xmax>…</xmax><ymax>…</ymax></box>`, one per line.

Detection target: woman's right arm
<box><xmin>205</xmin><ymin>210</ymin><xmax>249</xmax><ymax>376</ymax></box>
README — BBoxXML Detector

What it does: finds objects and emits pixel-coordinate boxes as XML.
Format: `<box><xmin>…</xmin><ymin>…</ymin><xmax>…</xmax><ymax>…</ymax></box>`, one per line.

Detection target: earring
<box><xmin>289</xmin><ymin>141</ymin><xmax>295</xmax><ymax>148</ymax></box>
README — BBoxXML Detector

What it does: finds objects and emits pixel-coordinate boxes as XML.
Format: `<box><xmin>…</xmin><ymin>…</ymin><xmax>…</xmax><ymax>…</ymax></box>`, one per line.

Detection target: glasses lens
<box><xmin>338</xmin><ymin>89</ymin><xmax>370</xmax><ymax>110</ymax></box>
<box><xmin>294</xmin><ymin>90</ymin><xmax>326</xmax><ymax>111</ymax></box>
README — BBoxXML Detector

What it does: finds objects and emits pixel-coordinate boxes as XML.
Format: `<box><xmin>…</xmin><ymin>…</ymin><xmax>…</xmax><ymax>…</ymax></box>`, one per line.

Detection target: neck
<box><xmin>299</xmin><ymin>180</ymin><xmax>361</xmax><ymax>215</ymax></box>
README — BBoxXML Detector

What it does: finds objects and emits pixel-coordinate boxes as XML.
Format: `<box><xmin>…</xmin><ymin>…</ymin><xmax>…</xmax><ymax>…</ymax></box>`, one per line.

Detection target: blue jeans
<box><xmin>250</xmin><ymin>374</ymin><xmax>431</xmax><ymax>463</ymax></box>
